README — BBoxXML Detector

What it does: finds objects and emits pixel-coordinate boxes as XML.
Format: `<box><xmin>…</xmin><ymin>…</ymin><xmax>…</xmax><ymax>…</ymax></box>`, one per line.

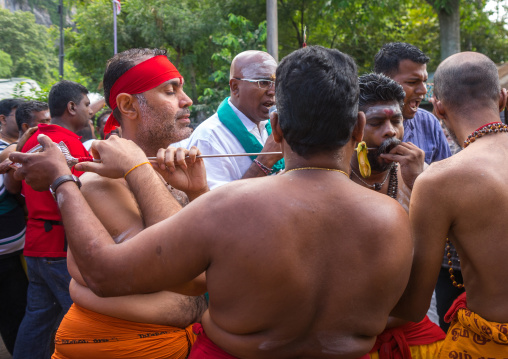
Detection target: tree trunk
<box><xmin>437</xmin><ymin>0</ymin><xmax>461</xmax><ymax>61</ymax></box>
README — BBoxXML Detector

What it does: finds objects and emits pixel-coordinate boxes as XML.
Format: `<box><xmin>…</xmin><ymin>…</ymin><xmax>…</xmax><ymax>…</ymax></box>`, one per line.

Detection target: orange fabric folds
<box><xmin>437</xmin><ymin>293</ymin><xmax>508</xmax><ymax>358</ymax></box>
<box><xmin>52</xmin><ymin>304</ymin><xmax>196</xmax><ymax>359</ymax></box>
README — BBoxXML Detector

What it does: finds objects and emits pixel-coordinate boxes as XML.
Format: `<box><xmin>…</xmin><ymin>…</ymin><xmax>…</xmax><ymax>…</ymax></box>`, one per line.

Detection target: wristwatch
<box><xmin>49</xmin><ymin>174</ymin><xmax>81</xmax><ymax>200</ymax></box>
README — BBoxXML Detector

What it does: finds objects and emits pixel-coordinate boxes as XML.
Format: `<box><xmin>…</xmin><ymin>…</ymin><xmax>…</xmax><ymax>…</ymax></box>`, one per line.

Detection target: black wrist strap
<box><xmin>50</xmin><ymin>175</ymin><xmax>81</xmax><ymax>200</ymax></box>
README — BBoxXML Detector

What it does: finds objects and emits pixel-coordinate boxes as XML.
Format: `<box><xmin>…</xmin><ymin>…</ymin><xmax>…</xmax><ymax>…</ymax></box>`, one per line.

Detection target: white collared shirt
<box><xmin>173</xmin><ymin>99</ymin><xmax>268</xmax><ymax>189</ymax></box>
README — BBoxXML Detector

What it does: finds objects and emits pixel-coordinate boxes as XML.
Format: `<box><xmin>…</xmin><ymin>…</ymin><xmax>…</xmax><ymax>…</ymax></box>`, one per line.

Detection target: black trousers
<box><xmin>0</xmin><ymin>253</ymin><xmax>28</xmax><ymax>354</ymax></box>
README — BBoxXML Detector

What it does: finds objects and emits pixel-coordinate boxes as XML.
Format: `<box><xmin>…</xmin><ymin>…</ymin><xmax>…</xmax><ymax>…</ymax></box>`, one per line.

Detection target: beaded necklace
<box><xmin>446</xmin><ymin>238</ymin><xmax>464</xmax><ymax>289</ymax></box>
<box><xmin>463</xmin><ymin>122</ymin><xmax>508</xmax><ymax>148</ymax></box>
<box><xmin>285</xmin><ymin>167</ymin><xmax>349</xmax><ymax>178</ymax></box>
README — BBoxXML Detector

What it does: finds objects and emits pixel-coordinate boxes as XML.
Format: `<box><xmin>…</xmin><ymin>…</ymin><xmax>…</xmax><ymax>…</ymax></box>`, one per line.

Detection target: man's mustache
<box><xmin>376</xmin><ymin>138</ymin><xmax>402</xmax><ymax>156</ymax></box>
<box><xmin>176</xmin><ymin>109</ymin><xmax>191</xmax><ymax>119</ymax></box>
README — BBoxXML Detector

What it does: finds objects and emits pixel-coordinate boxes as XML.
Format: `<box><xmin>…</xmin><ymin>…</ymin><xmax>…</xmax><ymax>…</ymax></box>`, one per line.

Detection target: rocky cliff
<box><xmin>0</xmin><ymin>0</ymin><xmax>53</xmax><ymax>26</ymax></box>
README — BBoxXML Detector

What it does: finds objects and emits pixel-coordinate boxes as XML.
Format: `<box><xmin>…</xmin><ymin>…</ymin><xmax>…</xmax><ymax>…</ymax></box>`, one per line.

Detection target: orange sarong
<box><xmin>437</xmin><ymin>292</ymin><xmax>508</xmax><ymax>358</ymax></box>
<box><xmin>52</xmin><ymin>303</ymin><xmax>196</xmax><ymax>359</ymax></box>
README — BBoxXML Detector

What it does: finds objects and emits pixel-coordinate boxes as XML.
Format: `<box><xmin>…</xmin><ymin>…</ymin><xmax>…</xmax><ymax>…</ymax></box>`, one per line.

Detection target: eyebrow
<box><xmin>367</xmin><ymin>113</ymin><xmax>403</xmax><ymax>120</ymax></box>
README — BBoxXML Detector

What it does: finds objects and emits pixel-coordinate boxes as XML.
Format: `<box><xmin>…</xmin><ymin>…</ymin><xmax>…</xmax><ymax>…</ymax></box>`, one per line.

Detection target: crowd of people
<box><xmin>0</xmin><ymin>42</ymin><xmax>507</xmax><ymax>359</ymax></box>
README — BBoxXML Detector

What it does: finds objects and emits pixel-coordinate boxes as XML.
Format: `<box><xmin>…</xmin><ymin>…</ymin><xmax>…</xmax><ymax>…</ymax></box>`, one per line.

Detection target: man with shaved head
<box><xmin>182</xmin><ymin>50</ymin><xmax>283</xmax><ymax>189</ymax></box>
<box><xmin>392</xmin><ymin>52</ymin><xmax>508</xmax><ymax>357</ymax></box>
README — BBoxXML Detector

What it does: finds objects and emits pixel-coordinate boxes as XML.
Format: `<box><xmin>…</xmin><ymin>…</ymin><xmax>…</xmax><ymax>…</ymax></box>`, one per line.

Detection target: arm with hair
<box><xmin>10</xmin><ymin>136</ymin><xmax>209</xmax><ymax>296</ymax></box>
<box><xmin>70</xmin><ymin>280</ymin><xmax>206</xmax><ymax>327</ymax></box>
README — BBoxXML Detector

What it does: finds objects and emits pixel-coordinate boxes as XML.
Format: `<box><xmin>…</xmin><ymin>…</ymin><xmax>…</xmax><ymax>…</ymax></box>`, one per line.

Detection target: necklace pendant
<box><xmin>374</xmin><ymin>183</ymin><xmax>382</xmax><ymax>191</ymax></box>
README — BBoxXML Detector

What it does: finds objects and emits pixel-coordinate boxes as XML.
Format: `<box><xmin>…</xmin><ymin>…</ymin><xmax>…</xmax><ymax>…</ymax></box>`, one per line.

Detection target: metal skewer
<box><xmin>9</xmin><ymin>141</ymin><xmax>378</xmax><ymax>169</ymax></box>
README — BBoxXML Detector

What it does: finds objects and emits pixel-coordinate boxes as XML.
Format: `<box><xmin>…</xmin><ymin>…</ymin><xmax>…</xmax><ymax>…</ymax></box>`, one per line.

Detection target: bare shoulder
<box><xmin>416</xmin><ymin>148</ymin><xmax>498</xmax><ymax>195</ymax></box>
<box><xmin>357</xmin><ymin>186</ymin><xmax>410</xmax><ymax>236</ymax></box>
<box><xmin>189</xmin><ymin>176</ymin><xmax>273</xmax><ymax>210</ymax></box>
<box><xmin>80</xmin><ymin>172</ymin><xmax>142</xmax><ymax>241</ymax></box>
<box><xmin>81</xmin><ymin>172</ymin><xmax>130</xmax><ymax>202</ymax></box>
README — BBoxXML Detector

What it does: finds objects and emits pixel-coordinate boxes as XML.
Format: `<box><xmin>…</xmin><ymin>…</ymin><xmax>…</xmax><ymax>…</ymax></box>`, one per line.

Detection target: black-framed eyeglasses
<box><xmin>234</xmin><ymin>78</ymin><xmax>275</xmax><ymax>90</ymax></box>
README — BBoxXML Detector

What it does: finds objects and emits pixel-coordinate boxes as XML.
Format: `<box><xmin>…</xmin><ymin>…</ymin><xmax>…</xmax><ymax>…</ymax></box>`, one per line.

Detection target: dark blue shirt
<box><xmin>403</xmin><ymin>108</ymin><xmax>451</xmax><ymax>164</ymax></box>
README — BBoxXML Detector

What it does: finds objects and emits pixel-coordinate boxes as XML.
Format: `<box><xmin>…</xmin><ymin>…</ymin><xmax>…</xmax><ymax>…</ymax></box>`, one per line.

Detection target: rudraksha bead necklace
<box><xmin>446</xmin><ymin>238</ymin><xmax>464</xmax><ymax>289</ymax></box>
<box><xmin>463</xmin><ymin>122</ymin><xmax>508</xmax><ymax>148</ymax></box>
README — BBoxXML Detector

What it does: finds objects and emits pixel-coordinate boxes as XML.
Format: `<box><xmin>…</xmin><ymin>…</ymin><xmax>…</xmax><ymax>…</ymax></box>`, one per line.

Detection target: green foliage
<box><xmin>460</xmin><ymin>0</ymin><xmax>508</xmax><ymax>63</ymax></box>
<box><xmin>0</xmin><ymin>8</ymin><xmax>57</xmax><ymax>84</ymax></box>
<box><xmin>197</xmin><ymin>14</ymin><xmax>268</xmax><ymax>117</ymax></box>
<box><xmin>8</xmin><ymin>0</ymin><xmax>508</xmax><ymax>124</ymax></box>
<box><xmin>65</xmin><ymin>0</ymin><xmax>122</xmax><ymax>91</ymax></box>
<box><xmin>26</xmin><ymin>0</ymin><xmax>78</xmax><ymax>26</ymax></box>
<box><xmin>0</xmin><ymin>50</ymin><xmax>13</xmax><ymax>78</ymax></box>
<box><xmin>12</xmin><ymin>81</ymin><xmax>54</xmax><ymax>102</ymax></box>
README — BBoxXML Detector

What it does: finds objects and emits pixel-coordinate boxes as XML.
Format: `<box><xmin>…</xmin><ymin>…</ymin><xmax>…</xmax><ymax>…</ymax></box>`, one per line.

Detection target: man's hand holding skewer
<box><xmin>79</xmin><ymin>136</ymin><xmax>209</xmax><ymax>198</ymax></box>
<box><xmin>9</xmin><ymin>134</ymin><xmax>71</xmax><ymax>191</ymax></box>
<box><xmin>76</xmin><ymin>135</ymin><xmax>148</xmax><ymax>179</ymax></box>
<box><xmin>155</xmin><ymin>145</ymin><xmax>208</xmax><ymax>199</ymax></box>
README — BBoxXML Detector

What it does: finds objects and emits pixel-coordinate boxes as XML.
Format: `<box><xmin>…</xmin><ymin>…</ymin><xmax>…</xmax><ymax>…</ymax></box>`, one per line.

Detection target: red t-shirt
<box><xmin>22</xmin><ymin>124</ymin><xmax>90</xmax><ymax>257</ymax></box>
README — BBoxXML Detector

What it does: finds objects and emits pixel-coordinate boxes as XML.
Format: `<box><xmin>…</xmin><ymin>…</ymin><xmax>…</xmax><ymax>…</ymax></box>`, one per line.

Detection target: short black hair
<box><xmin>276</xmin><ymin>46</ymin><xmax>359</xmax><ymax>157</ymax></box>
<box><xmin>0</xmin><ymin>98</ymin><xmax>24</xmax><ymax>117</ymax></box>
<box><xmin>48</xmin><ymin>80</ymin><xmax>89</xmax><ymax>118</ymax></box>
<box><xmin>103</xmin><ymin>48</ymin><xmax>167</xmax><ymax>123</ymax></box>
<box><xmin>359</xmin><ymin>73</ymin><xmax>405</xmax><ymax>112</ymax></box>
<box><xmin>96</xmin><ymin>109</ymin><xmax>112</xmax><ymax>126</ymax></box>
<box><xmin>15</xmin><ymin>100</ymin><xmax>49</xmax><ymax>131</ymax></box>
<box><xmin>434</xmin><ymin>53</ymin><xmax>500</xmax><ymax>112</ymax></box>
<box><xmin>374</xmin><ymin>42</ymin><xmax>430</xmax><ymax>77</ymax></box>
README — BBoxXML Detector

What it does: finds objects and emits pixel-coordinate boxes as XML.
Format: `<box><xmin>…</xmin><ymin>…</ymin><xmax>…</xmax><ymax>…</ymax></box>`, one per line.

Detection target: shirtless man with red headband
<box><xmin>12</xmin><ymin>46</ymin><xmax>413</xmax><ymax>359</ymax></box>
<box><xmin>50</xmin><ymin>49</ymin><xmax>208</xmax><ymax>359</ymax></box>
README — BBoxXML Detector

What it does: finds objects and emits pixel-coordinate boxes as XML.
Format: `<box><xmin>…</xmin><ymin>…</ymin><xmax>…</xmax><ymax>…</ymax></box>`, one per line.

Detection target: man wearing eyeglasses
<box><xmin>181</xmin><ymin>50</ymin><xmax>284</xmax><ymax>189</ymax></box>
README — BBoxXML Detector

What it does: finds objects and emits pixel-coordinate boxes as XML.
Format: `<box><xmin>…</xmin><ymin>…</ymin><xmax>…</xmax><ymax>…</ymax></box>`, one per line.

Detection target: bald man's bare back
<box><xmin>397</xmin><ymin>136</ymin><xmax>508</xmax><ymax>323</ymax></box>
<box><xmin>392</xmin><ymin>52</ymin><xmax>508</xmax><ymax>326</ymax></box>
<box><xmin>67</xmin><ymin>172</ymin><xmax>207</xmax><ymax>327</ymax></box>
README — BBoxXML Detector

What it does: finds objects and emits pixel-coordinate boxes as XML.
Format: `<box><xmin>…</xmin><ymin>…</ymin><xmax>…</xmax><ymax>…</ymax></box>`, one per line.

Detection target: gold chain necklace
<box><xmin>285</xmin><ymin>167</ymin><xmax>349</xmax><ymax>178</ymax></box>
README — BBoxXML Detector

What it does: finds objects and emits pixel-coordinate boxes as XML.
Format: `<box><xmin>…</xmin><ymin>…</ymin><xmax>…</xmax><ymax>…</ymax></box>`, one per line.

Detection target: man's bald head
<box><xmin>230</xmin><ymin>51</ymin><xmax>277</xmax><ymax>80</ymax></box>
<box><xmin>434</xmin><ymin>52</ymin><xmax>500</xmax><ymax>112</ymax></box>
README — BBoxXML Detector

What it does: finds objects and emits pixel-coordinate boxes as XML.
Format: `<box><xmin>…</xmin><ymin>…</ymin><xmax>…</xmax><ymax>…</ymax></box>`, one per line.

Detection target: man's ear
<box><xmin>351</xmin><ymin>111</ymin><xmax>366</xmax><ymax>143</ymax></box>
<box><xmin>229</xmin><ymin>79</ymin><xmax>239</xmax><ymax>97</ymax></box>
<box><xmin>116</xmin><ymin>93</ymin><xmax>138</xmax><ymax>122</ymax></box>
<box><xmin>67</xmin><ymin>101</ymin><xmax>76</xmax><ymax>115</ymax></box>
<box><xmin>270</xmin><ymin>112</ymin><xmax>283</xmax><ymax>144</ymax></box>
<box><xmin>432</xmin><ymin>97</ymin><xmax>446</xmax><ymax>121</ymax></box>
<box><xmin>499</xmin><ymin>88</ymin><xmax>507</xmax><ymax>112</ymax></box>
<box><xmin>21</xmin><ymin>123</ymin><xmax>29</xmax><ymax>133</ymax></box>
<box><xmin>0</xmin><ymin>114</ymin><xmax>6</xmax><ymax>126</ymax></box>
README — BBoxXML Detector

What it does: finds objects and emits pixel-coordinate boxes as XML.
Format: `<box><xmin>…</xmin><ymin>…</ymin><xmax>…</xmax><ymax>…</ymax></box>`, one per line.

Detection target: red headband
<box><xmin>104</xmin><ymin>55</ymin><xmax>183</xmax><ymax>135</ymax></box>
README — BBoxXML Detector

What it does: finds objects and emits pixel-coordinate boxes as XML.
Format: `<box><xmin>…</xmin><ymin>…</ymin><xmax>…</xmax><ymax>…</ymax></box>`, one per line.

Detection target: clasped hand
<box><xmin>379</xmin><ymin>142</ymin><xmax>425</xmax><ymax>189</ymax></box>
<box><xmin>9</xmin><ymin>135</ymin><xmax>208</xmax><ymax>195</ymax></box>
